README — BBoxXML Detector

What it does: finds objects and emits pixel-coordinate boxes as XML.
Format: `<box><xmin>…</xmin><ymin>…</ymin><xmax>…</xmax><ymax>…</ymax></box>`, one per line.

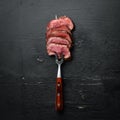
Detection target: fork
<box><xmin>55</xmin><ymin>54</ymin><xmax>64</xmax><ymax>111</ymax></box>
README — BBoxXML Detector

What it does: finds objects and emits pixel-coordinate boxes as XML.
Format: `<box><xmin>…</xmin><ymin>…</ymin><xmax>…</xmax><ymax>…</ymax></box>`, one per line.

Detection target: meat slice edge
<box><xmin>47</xmin><ymin>16</ymin><xmax>74</xmax><ymax>31</ymax></box>
<box><xmin>46</xmin><ymin>30</ymin><xmax>72</xmax><ymax>43</ymax></box>
<box><xmin>47</xmin><ymin>37</ymin><xmax>71</xmax><ymax>48</ymax></box>
<box><xmin>47</xmin><ymin>43</ymin><xmax>71</xmax><ymax>59</ymax></box>
<box><xmin>47</xmin><ymin>25</ymin><xmax>71</xmax><ymax>34</ymax></box>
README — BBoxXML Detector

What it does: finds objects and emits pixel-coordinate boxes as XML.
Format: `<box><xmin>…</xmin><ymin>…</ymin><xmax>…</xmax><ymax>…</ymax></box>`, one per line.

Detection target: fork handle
<box><xmin>55</xmin><ymin>77</ymin><xmax>63</xmax><ymax>111</ymax></box>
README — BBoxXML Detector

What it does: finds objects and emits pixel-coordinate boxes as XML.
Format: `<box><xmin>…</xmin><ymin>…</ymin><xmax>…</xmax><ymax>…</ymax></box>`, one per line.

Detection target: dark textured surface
<box><xmin>0</xmin><ymin>0</ymin><xmax>120</xmax><ymax>120</ymax></box>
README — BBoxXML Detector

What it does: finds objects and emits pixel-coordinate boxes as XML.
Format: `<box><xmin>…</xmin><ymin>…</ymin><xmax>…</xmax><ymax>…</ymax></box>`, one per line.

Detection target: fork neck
<box><xmin>57</xmin><ymin>64</ymin><xmax>61</xmax><ymax>78</ymax></box>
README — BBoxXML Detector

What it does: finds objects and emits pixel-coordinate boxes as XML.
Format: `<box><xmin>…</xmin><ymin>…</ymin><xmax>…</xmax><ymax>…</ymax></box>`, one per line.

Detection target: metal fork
<box><xmin>55</xmin><ymin>54</ymin><xmax>64</xmax><ymax>111</ymax></box>
<box><xmin>54</xmin><ymin>15</ymin><xmax>64</xmax><ymax>111</ymax></box>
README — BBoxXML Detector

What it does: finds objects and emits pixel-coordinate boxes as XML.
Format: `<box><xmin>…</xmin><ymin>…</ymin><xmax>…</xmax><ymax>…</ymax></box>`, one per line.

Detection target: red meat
<box><xmin>46</xmin><ymin>16</ymin><xmax>74</xmax><ymax>59</ymax></box>
<box><xmin>47</xmin><ymin>25</ymin><xmax>71</xmax><ymax>34</ymax></box>
<box><xmin>47</xmin><ymin>43</ymin><xmax>71</xmax><ymax>59</ymax></box>
<box><xmin>47</xmin><ymin>16</ymin><xmax>74</xmax><ymax>31</ymax></box>
<box><xmin>46</xmin><ymin>29</ymin><xmax>72</xmax><ymax>43</ymax></box>
<box><xmin>47</xmin><ymin>37</ymin><xmax>71</xmax><ymax>48</ymax></box>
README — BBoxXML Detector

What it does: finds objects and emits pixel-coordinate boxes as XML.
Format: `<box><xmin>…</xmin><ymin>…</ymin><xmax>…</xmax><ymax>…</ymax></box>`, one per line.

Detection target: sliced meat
<box><xmin>46</xmin><ymin>16</ymin><xmax>74</xmax><ymax>59</ymax></box>
<box><xmin>47</xmin><ymin>25</ymin><xmax>71</xmax><ymax>34</ymax></box>
<box><xmin>59</xmin><ymin>16</ymin><xmax>74</xmax><ymax>30</ymax></box>
<box><xmin>47</xmin><ymin>43</ymin><xmax>71</xmax><ymax>59</ymax></box>
<box><xmin>47</xmin><ymin>19</ymin><xmax>62</xmax><ymax>31</ymax></box>
<box><xmin>46</xmin><ymin>29</ymin><xmax>72</xmax><ymax>43</ymax></box>
<box><xmin>47</xmin><ymin>37</ymin><xmax>71</xmax><ymax>48</ymax></box>
<box><xmin>47</xmin><ymin>16</ymin><xmax>74</xmax><ymax>31</ymax></box>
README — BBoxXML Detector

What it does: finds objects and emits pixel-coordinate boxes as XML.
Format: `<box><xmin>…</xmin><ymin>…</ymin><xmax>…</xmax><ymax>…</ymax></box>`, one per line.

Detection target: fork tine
<box><xmin>55</xmin><ymin>15</ymin><xmax>58</xmax><ymax>19</ymax></box>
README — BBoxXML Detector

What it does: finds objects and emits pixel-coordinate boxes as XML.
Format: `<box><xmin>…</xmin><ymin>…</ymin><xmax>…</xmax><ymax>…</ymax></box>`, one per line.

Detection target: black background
<box><xmin>0</xmin><ymin>0</ymin><xmax>120</xmax><ymax>120</ymax></box>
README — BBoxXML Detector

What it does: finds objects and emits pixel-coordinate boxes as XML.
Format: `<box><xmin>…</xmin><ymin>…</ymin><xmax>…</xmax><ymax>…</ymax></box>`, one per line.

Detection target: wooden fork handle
<box><xmin>55</xmin><ymin>77</ymin><xmax>63</xmax><ymax>111</ymax></box>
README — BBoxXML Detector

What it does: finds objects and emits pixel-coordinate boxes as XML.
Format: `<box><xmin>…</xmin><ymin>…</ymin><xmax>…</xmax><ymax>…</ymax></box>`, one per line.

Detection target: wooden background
<box><xmin>0</xmin><ymin>0</ymin><xmax>120</xmax><ymax>120</ymax></box>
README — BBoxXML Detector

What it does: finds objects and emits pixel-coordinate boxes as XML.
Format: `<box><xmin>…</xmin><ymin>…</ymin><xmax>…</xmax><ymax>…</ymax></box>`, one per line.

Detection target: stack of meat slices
<box><xmin>46</xmin><ymin>16</ymin><xmax>74</xmax><ymax>59</ymax></box>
